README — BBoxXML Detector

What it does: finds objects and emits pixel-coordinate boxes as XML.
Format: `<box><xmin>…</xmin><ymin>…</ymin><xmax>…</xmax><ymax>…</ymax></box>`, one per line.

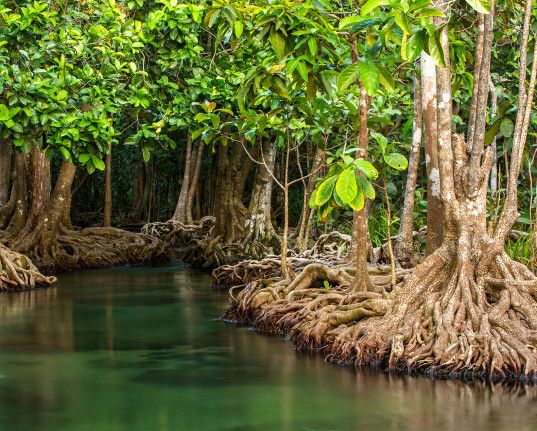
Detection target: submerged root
<box><xmin>224</xmin><ymin>245</ymin><xmax>537</xmax><ymax>382</ymax></box>
<box><xmin>0</xmin><ymin>244</ymin><xmax>56</xmax><ymax>291</ymax></box>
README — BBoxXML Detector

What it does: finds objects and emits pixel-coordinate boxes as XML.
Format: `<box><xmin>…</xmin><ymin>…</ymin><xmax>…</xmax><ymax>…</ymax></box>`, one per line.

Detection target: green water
<box><xmin>0</xmin><ymin>265</ymin><xmax>536</xmax><ymax>431</ymax></box>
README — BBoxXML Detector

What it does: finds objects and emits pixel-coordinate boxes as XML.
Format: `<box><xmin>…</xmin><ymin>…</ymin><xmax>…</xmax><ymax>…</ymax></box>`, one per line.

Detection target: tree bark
<box><xmin>242</xmin><ymin>140</ymin><xmax>279</xmax><ymax>256</ymax></box>
<box><xmin>421</xmin><ymin>51</ymin><xmax>444</xmax><ymax>254</ymax></box>
<box><xmin>0</xmin><ymin>139</ymin><xmax>12</xmax><ymax>206</ymax></box>
<box><xmin>351</xmin><ymin>84</ymin><xmax>372</xmax><ymax>292</ymax></box>
<box><xmin>396</xmin><ymin>74</ymin><xmax>422</xmax><ymax>268</ymax></box>
<box><xmin>185</xmin><ymin>140</ymin><xmax>204</xmax><ymax>224</ymax></box>
<box><xmin>297</xmin><ymin>142</ymin><xmax>326</xmax><ymax>252</ymax></box>
<box><xmin>103</xmin><ymin>143</ymin><xmax>112</xmax><ymax>227</ymax></box>
<box><xmin>213</xmin><ymin>139</ymin><xmax>250</xmax><ymax>243</ymax></box>
<box><xmin>172</xmin><ymin>134</ymin><xmax>193</xmax><ymax>223</ymax></box>
<box><xmin>10</xmin><ymin>145</ymin><xmax>50</xmax><ymax>243</ymax></box>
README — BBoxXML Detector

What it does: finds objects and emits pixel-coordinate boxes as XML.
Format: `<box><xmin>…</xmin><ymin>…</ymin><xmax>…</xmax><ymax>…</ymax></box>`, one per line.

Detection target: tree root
<box><xmin>17</xmin><ymin>227</ymin><xmax>166</xmax><ymax>273</ymax></box>
<box><xmin>212</xmin><ymin>231</ymin><xmax>363</xmax><ymax>288</ymax></box>
<box><xmin>224</xmin><ymin>246</ymin><xmax>537</xmax><ymax>382</ymax></box>
<box><xmin>0</xmin><ymin>243</ymin><xmax>56</xmax><ymax>291</ymax></box>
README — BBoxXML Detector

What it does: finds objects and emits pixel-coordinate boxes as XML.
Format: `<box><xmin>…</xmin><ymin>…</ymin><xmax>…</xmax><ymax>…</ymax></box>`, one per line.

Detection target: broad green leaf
<box><xmin>355</xmin><ymin>159</ymin><xmax>378</xmax><ymax>179</ymax></box>
<box><xmin>464</xmin><ymin>0</ymin><xmax>490</xmax><ymax>14</ymax></box>
<box><xmin>91</xmin><ymin>154</ymin><xmax>105</xmax><ymax>171</ymax></box>
<box><xmin>377</xmin><ymin>65</ymin><xmax>395</xmax><ymax>90</ymax></box>
<box><xmin>318</xmin><ymin>203</ymin><xmax>334</xmax><ymax>222</ymax></box>
<box><xmin>307</xmin><ymin>38</ymin><xmax>318</xmax><ymax>57</ymax></box>
<box><xmin>297</xmin><ymin>61</ymin><xmax>309</xmax><ymax>82</ymax></box>
<box><xmin>0</xmin><ymin>104</ymin><xmax>9</xmax><ymax>121</ymax></box>
<box><xmin>78</xmin><ymin>153</ymin><xmax>91</xmax><ymax>163</ymax></box>
<box><xmin>357</xmin><ymin>176</ymin><xmax>376</xmax><ymax>199</ymax></box>
<box><xmin>326</xmin><ymin>163</ymin><xmax>345</xmax><ymax>177</ymax></box>
<box><xmin>394</xmin><ymin>13</ymin><xmax>410</xmax><ymax>34</ymax></box>
<box><xmin>426</xmin><ymin>31</ymin><xmax>445</xmax><ymax>68</ymax></box>
<box><xmin>500</xmin><ymin>118</ymin><xmax>514</xmax><ymax>138</ymax></box>
<box><xmin>270</xmin><ymin>30</ymin><xmax>286</xmax><ymax>59</ymax></box>
<box><xmin>335</xmin><ymin>168</ymin><xmax>358</xmax><ymax>204</ymax></box>
<box><xmin>337</xmin><ymin>63</ymin><xmax>361</xmax><ymax>90</ymax></box>
<box><xmin>406</xmin><ymin>30</ymin><xmax>425</xmax><ymax>61</ymax></box>
<box><xmin>359</xmin><ymin>61</ymin><xmax>380</xmax><ymax>95</ymax></box>
<box><xmin>204</xmin><ymin>8</ymin><xmax>220</xmax><ymax>27</ymax></box>
<box><xmin>417</xmin><ymin>8</ymin><xmax>445</xmax><ymax>18</ymax></box>
<box><xmin>56</xmin><ymin>90</ymin><xmax>68</xmax><ymax>101</ymax></box>
<box><xmin>320</xmin><ymin>70</ymin><xmax>339</xmax><ymax>99</ymax></box>
<box><xmin>315</xmin><ymin>175</ymin><xmax>338</xmax><ymax>206</ymax></box>
<box><xmin>384</xmin><ymin>152</ymin><xmax>408</xmax><ymax>170</ymax></box>
<box><xmin>349</xmin><ymin>189</ymin><xmax>365</xmax><ymax>211</ymax></box>
<box><xmin>339</xmin><ymin>15</ymin><xmax>361</xmax><ymax>30</ymax></box>
<box><xmin>361</xmin><ymin>0</ymin><xmax>392</xmax><ymax>16</ymax></box>
<box><xmin>234</xmin><ymin>21</ymin><xmax>244</xmax><ymax>38</ymax></box>
<box><xmin>309</xmin><ymin>190</ymin><xmax>317</xmax><ymax>209</ymax></box>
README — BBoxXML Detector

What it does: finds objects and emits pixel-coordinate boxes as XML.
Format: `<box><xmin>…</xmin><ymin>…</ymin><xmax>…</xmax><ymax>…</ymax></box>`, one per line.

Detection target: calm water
<box><xmin>0</xmin><ymin>264</ymin><xmax>536</xmax><ymax>431</ymax></box>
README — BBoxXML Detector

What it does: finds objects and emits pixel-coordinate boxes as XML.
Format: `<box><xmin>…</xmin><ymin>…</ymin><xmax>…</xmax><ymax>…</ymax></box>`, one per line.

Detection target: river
<box><xmin>0</xmin><ymin>264</ymin><xmax>535</xmax><ymax>430</ymax></box>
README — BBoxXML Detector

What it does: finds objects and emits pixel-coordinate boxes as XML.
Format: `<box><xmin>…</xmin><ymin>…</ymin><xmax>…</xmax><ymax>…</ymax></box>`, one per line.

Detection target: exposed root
<box><xmin>212</xmin><ymin>231</ymin><xmax>359</xmax><ymax>288</ymax></box>
<box><xmin>223</xmin><ymin>245</ymin><xmax>537</xmax><ymax>382</ymax></box>
<box><xmin>0</xmin><ymin>243</ymin><xmax>56</xmax><ymax>291</ymax></box>
<box><xmin>16</xmin><ymin>227</ymin><xmax>166</xmax><ymax>273</ymax></box>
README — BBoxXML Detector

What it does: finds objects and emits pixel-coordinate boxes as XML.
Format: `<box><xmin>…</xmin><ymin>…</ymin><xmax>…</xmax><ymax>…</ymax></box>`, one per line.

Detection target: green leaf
<box><xmin>349</xmin><ymin>189</ymin><xmax>365</xmax><ymax>211</ymax></box>
<box><xmin>337</xmin><ymin>63</ymin><xmax>361</xmax><ymax>91</ymax></box>
<box><xmin>357</xmin><ymin>176</ymin><xmax>376</xmax><ymax>199</ymax></box>
<box><xmin>377</xmin><ymin>65</ymin><xmax>395</xmax><ymax>90</ymax></box>
<box><xmin>315</xmin><ymin>175</ymin><xmax>338</xmax><ymax>206</ymax></box>
<box><xmin>335</xmin><ymin>168</ymin><xmax>358</xmax><ymax>204</ymax></box>
<box><xmin>355</xmin><ymin>159</ymin><xmax>378</xmax><ymax>179</ymax></box>
<box><xmin>204</xmin><ymin>8</ymin><xmax>220</xmax><ymax>28</ymax></box>
<box><xmin>500</xmin><ymin>118</ymin><xmax>514</xmax><ymax>138</ymax></box>
<box><xmin>297</xmin><ymin>61</ymin><xmax>309</xmax><ymax>82</ymax></box>
<box><xmin>318</xmin><ymin>203</ymin><xmax>334</xmax><ymax>222</ymax></box>
<box><xmin>142</xmin><ymin>147</ymin><xmax>151</xmax><ymax>162</ymax></box>
<box><xmin>361</xmin><ymin>0</ymin><xmax>392</xmax><ymax>16</ymax></box>
<box><xmin>309</xmin><ymin>190</ymin><xmax>317</xmax><ymax>209</ymax></box>
<box><xmin>464</xmin><ymin>0</ymin><xmax>490</xmax><ymax>14</ymax></box>
<box><xmin>426</xmin><ymin>30</ymin><xmax>445</xmax><ymax>68</ymax></box>
<box><xmin>307</xmin><ymin>38</ymin><xmax>318</xmax><ymax>57</ymax></box>
<box><xmin>384</xmin><ymin>152</ymin><xmax>408</xmax><ymax>170</ymax></box>
<box><xmin>406</xmin><ymin>30</ymin><xmax>425</xmax><ymax>61</ymax></box>
<box><xmin>0</xmin><ymin>104</ymin><xmax>9</xmax><ymax>121</ymax></box>
<box><xmin>359</xmin><ymin>61</ymin><xmax>380</xmax><ymax>96</ymax></box>
<box><xmin>339</xmin><ymin>15</ymin><xmax>361</xmax><ymax>30</ymax></box>
<box><xmin>270</xmin><ymin>30</ymin><xmax>286</xmax><ymax>59</ymax></box>
<box><xmin>78</xmin><ymin>153</ymin><xmax>91</xmax><ymax>163</ymax></box>
<box><xmin>417</xmin><ymin>8</ymin><xmax>445</xmax><ymax>18</ymax></box>
<box><xmin>91</xmin><ymin>154</ymin><xmax>105</xmax><ymax>171</ymax></box>
<box><xmin>234</xmin><ymin>21</ymin><xmax>244</xmax><ymax>38</ymax></box>
<box><xmin>56</xmin><ymin>90</ymin><xmax>68</xmax><ymax>101</ymax></box>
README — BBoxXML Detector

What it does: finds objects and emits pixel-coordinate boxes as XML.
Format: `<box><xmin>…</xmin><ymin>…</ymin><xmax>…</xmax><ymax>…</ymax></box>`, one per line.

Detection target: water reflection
<box><xmin>0</xmin><ymin>265</ymin><xmax>535</xmax><ymax>431</ymax></box>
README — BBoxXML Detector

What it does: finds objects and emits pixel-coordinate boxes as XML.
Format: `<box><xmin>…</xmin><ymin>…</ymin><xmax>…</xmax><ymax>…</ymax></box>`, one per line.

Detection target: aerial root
<box><xmin>0</xmin><ymin>243</ymin><xmax>56</xmax><ymax>291</ymax></box>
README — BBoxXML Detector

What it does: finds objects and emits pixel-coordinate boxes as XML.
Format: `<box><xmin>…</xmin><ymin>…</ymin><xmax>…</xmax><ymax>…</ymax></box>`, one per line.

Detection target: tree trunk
<box><xmin>172</xmin><ymin>134</ymin><xmax>193</xmax><ymax>223</ymax></box>
<box><xmin>213</xmin><ymin>139</ymin><xmax>250</xmax><ymax>243</ymax></box>
<box><xmin>351</xmin><ymin>84</ymin><xmax>372</xmax><ymax>292</ymax></box>
<box><xmin>296</xmin><ymin>142</ymin><xmax>326</xmax><ymax>252</ymax></box>
<box><xmin>3</xmin><ymin>153</ymin><xmax>28</xmax><ymax>234</ymax></box>
<box><xmin>396</xmin><ymin>74</ymin><xmax>422</xmax><ymax>268</ymax></box>
<box><xmin>9</xmin><ymin>145</ymin><xmax>50</xmax><ymax>243</ymax></box>
<box><xmin>0</xmin><ymin>139</ymin><xmax>12</xmax><ymax>206</ymax></box>
<box><xmin>103</xmin><ymin>143</ymin><xmax>112</xmax><ymax>227</ymax></box>
<box><xmin>241</xmin><ymin>140</ymin><xmax>279</xmax><ymax>256</ymax></box>
<box><xmin>421</xmin><ymin>51</ymin><xmax>444</xmax><ymax>254</ymax></box>
<box><xmin>185</xmin><ymin>140</ymin><xmax>204</xmax><ymax>224</ymax></box>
